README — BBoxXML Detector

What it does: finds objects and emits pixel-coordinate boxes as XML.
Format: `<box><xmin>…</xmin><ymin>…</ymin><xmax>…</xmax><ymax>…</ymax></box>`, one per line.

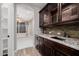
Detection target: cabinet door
<box><xmin>61</xmin><ymin>3</ymin><xmax>79</xmax><ymax>22</ymax></box>
<box><xmin>44</xmin><ymin>44</ymin><xmax>55</xmax><ymax>56</ymax></box>
<box><xmin>43</xmin><ymin>8</ymin><xmax>52</xmax><ymax>26</ymax></box>
<box><xmin>55</xmin><ymin>49</ymin><xmax>66</xmax><ymax>56</ymax></box>
<box><xmin>39</xmin><ymin>11</ymin><xmax>44</xmax><ymax>27</ymax></box>
<box><xmin>35</xmin><ymin>36</ymin><xmax>45</xmax><ymax>55</ymax></box>
<box><xmin>39</xmin><ymin>4</ymin><xmax>56</xmax><ymax>27</ymax></box>
<box><xmin>43</xmin><ymin>39</ymin><xmax>55</xmax><ymax>56</ymax></box>
<box><xmin>50</xmin><ymin>4</ymin><xmax>59</xmax><ymax>24</ymax></box>
<box><xmin>39</xmin><ymin>37</ymin><xmax>45</xmax><ymax>55</ymax></box>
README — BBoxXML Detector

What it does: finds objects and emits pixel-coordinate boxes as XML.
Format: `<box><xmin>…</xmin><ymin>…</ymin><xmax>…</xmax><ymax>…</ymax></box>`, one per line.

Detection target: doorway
<box><xmin>15</xmin><ymin>3</ymin><xmax>35</xmax><ymax>51</ymax></box>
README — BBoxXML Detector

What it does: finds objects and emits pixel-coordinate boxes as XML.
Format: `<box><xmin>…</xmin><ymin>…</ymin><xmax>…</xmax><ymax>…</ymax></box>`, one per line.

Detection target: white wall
<box><xmin>33</xmin><ymin>9</ymin><xmax>43</xmax><ymax>48</ymax></box>
<box><xmin>34</xmin><ymin>10</ymin><xmax>42</xmax><ymax>35</ymax></box>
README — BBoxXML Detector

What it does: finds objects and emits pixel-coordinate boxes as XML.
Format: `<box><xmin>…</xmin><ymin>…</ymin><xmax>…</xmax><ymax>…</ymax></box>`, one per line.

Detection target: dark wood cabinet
<box><xmin>35</xmin><ymin>35</ymin><xmax>45</xmax><ymax>55</ymax></box>
<box><xmin>39</xmin><ymin>3</ymin><xmax>79</xmax><ymax>28</ymax></box>
<box><xmin>35</xmin><ymin>35</ymin><xmax>79</xmax><ymax>56</ymax></box>
<box><xmin>39</xmin><ymin>3</ymin><xmax>58</xmax><ymax>28</ymax></box>
<box><xmin>61</xmin><ymin>3</ymin><xmax>79</xmax><ymax>22</ymax></box>
<box><xmin>55</xmin><ymin>50</ymin><xmax>66</xmax><ymax>56</ymax></box>
<box><xmin>43</xmin><ymin>38</ymin><xmax>55</xmax><ymax>56</ymax></box>
<box><xmin>39</xmin><ymin>9</ymin><xmax>44</xmax><ymax>27</ymax></box>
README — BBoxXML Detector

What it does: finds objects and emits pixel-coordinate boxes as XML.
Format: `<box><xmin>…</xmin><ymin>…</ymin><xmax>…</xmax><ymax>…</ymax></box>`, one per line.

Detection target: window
<box><xmin>17</xmin><ymin>17</ymin><xmax>29</xmax><ymax>33</ymax></box>
<box><xmin>17</xmin><ymin>22</ymin><xmax>26</xmax><ymax>33</ymax></box>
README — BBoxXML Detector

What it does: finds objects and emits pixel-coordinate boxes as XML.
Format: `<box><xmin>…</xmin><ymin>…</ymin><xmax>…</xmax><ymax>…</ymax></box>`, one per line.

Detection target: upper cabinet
<box><xmin>43</xmin><ymin>6</ymin><xmax>52</xmax><ymax>26</ymax></box>
<box><xmin>39</xmin><ymin>3</ymin><xmax>79</xmax><ymax>28</ymax></box>
<box><xmin>39</xmin><ymin>3</ymin><xmax>57</xmax><ymax>27</ymax></box>
<box><xmin>62</xmin><ymin>3</ymin><xmax>79</xmax><ymax>22</ymax></box>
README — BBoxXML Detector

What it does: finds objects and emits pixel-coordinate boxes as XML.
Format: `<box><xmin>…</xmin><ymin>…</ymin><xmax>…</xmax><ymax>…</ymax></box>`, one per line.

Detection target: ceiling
<box><xmin>16</xmin><ymin>3</ymin><xmax>47</xmax><ymax>21</ymax></box>
<box><xmin>26</xmin><ymin>3</ymin><xmax>47</xmax><ymax>10</ymax></box>
<box><xmin>16</xmin><ymin>4</ymin><xmax>34</xmax><ymax>21</ymax></box>
<box><xmin>16</xmin><ymin>3</ymin><xmax>47</xmax><ymax>11</ymax></box>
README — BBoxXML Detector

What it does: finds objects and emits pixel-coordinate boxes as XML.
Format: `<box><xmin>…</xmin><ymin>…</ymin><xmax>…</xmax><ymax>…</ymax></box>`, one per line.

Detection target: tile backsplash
<box><xmin>44</xmin><ymin>24</ymin><xmax>79</xmax><ymax>39</ymax></box>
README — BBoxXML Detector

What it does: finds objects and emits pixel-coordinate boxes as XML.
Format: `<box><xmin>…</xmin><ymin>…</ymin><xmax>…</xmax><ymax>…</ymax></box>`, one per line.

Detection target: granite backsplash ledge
<box><xmin>44</xmin><ymin>25</ymin><xmax>79</xmax><ymax>39</ymax></box>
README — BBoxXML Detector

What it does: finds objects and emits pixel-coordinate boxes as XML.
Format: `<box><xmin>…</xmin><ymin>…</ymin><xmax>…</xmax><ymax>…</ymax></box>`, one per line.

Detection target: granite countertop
<box><xmin>36</xmin><ymin>34</ymin><xmax>79</xmax><ymax>50</ymax></box>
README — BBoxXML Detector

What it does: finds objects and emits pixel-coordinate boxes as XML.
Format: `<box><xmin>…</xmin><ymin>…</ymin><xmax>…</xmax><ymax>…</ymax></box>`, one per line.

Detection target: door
<box><xmin>0</xmin><ymin>3</ymin><xmax>15</xmax><ymax>56</ymax></box>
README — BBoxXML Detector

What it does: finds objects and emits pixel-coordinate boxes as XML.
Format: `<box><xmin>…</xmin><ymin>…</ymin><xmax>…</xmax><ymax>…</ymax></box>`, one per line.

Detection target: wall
<box><xmin>34</xmin><ymin>10</ymin><xmax>42</xmax><ymax>35</ymax></box>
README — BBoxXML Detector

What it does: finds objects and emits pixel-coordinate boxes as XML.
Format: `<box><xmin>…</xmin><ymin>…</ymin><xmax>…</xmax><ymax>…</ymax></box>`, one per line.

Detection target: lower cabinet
<box><xmin>35</xmin><ymin>36</ymin><xmax>79</xmax><ymax>56</ymax></box>
<box><xmin>44</xmin><ymin>44</ymin><xmax>55</xmax><ymax>56</ymax></box>
<box><xmin>54</xmin><ymin>49</ymin><xmax>67</xmax><ymax>56</ymax></box>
